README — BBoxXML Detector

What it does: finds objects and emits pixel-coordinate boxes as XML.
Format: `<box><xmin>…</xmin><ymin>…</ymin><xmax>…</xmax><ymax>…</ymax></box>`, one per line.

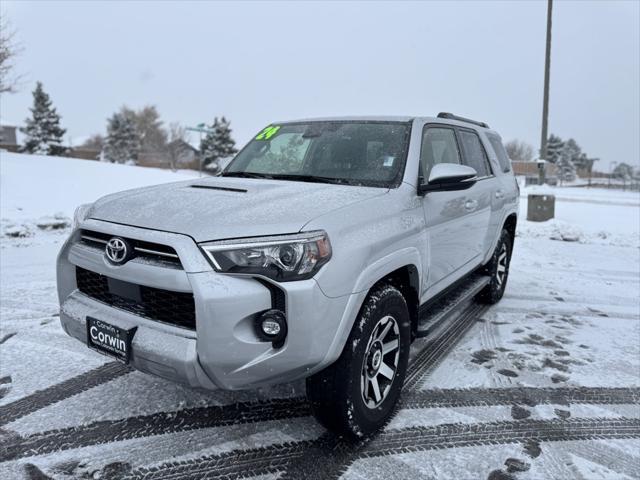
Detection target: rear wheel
<box><xmin>478</xmin><ymin>228</ymin><xmax>513</xmax><ymax>304</ymax></box>
<box><xmin>306</xmin><ymin>283</ymin><xmax>410</xmax><ymax>438</ymax></box>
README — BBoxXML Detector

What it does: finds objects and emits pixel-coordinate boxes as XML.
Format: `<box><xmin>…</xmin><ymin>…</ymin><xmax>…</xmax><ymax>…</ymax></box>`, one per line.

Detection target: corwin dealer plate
<box><xmin>86</xmin><ymin>317</ymin><xmax>136</xmax><ymax>363</ymax></box>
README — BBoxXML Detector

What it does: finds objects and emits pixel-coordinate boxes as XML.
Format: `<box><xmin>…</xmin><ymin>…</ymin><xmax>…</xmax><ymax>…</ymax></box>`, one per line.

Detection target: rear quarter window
<box><xmin>486</xmin><ymin>133</ymin><xmax>512</xmax><ymax>173</ymax></box>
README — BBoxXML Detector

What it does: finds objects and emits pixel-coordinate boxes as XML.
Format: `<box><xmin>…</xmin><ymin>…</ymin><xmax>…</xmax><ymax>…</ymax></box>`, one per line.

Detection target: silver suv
<box><xmin>57</xmin><ymin>114</ymin><xmax>519</xmax><ymax>437</ymax></box>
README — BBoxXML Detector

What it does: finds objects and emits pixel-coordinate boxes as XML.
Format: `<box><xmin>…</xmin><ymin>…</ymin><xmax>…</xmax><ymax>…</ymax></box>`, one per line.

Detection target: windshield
<box><xmin>223</xmin><ymin>121</ymin><xmax>411</xmax><ymax>187</ymax></box>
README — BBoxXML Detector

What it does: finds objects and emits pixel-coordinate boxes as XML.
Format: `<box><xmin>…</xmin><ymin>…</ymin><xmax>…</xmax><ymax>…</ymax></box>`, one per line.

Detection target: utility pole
<box><xmin>539</xmin><ymin>0</ymin><xmax>553</xmax><ymax>180</ymax></box>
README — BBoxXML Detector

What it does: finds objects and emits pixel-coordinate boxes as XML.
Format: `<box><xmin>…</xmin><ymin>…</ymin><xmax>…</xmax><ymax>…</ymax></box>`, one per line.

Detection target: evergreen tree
<box><xmin>20</xmin><ymin>82</ymin><xmax>67</xmax><ymax>156</ymax></box>
<box><xmin>563</xmin><ymin>138</ymin><xmax>582</xmax><ymax>164</ymax></box>
<box><xmin>556</xmin><ymin>145</ymin><xmax>577</xmax><ymax>183</ymax></box>
<box><xmin>121</xmin><ymin>105</ymin><xmax>167</xmax><ymax>152</ymax></box>
<box><xmin>545</xmin><ymin>134</ymin><xmax>564</xmax><ymax>164</ymax></box>
<box><xmin>574</xmin><ymin>152</ymin><xmax>597</xmax><ymax>173</ymax></box>
<box><xmin>103</xmin><ymin>111</ymin><xmax>139</xmax><ymax>164</ymax></box>
<box><xmin>199</xmin><ymin>116</ymin><xmax>238</xmax><ymax>172</ymax></box>
<box><xmin>198</xmin><ymin>127</ymin><xmax>216</xmax><ymax>170</ymax></box>
<box><xmin>613</xmin><ymin>162</ymin><xmax>634</xmax><ymax>180</ymax></box>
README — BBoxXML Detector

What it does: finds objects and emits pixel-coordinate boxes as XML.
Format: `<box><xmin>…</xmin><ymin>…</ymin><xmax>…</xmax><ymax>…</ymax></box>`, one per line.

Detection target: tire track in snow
<box><xmin>122</xmin><ymin>417</ymin><xmax>640</xmax><ymax>480</ymax></box>
<box><xmin>403</xmin><ymin>386</ymin><xmax>640</xmax><ymax>409</ymax></box>
<box><xmin>493</xmin><ymin>306</ymin><xmax>639</xmax><ymax>321</ymax></box>
<box><xmin>0</xmin><ymin>397</ymin><xmax>309</xmax><ymax>461</ymax></box>
<box><xmin>561</xmin><ymin>440</ymin><xmax>640</xmax><ymax>479</ymax></box>
<box><xmin>503</xmin><ymin>293</ymin><xmax>638</xmax><ymax>308</ymax></box>
<box><xmin>403</xmin><ymin>303</ymin><xmax>489</xmax><ymax>390</ymax></box>
<box><xmin>478</xmin><ymin>317</ymin><xmax>513</xmax><ymax>387</ymax></box>
<box><xmin>0</xmin><ymin>362</ymin><xmax>130</xmax><ymax>427</ymax></box>
<box><xmin>2</xmin><ymin>386</ymin><xmax>638</xmax><ymax>462</ymax></box>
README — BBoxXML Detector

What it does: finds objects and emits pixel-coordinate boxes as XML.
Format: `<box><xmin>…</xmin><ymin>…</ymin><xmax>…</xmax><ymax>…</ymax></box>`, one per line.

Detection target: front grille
<box><xmin>76</xmin><ymin>267</ymin><xmax>196</xmax><ymax>330</ymax></box>
<box><xmin>79</xmin><ymin>230</ymin><xmax>182</xmax><ymax>269</ymax></box>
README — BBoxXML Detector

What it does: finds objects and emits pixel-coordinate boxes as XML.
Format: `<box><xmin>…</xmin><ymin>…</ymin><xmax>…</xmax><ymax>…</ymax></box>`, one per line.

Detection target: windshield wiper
<box><xmin>268</xmin><ymin>174</ymin><xmax>354</xmax><ymax>185</ymax></box>
<box><xmin>221</xmin><ymin>171</ymin><xmax>273</xmax><ymax>179</ymax></box>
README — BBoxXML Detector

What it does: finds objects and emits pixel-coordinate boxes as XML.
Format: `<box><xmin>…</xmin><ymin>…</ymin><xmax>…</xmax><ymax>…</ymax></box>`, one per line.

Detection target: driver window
<box><xmin>420</xmin><ymin>127</ymin><xmax>461</xmax><ymax>179</ymax></box>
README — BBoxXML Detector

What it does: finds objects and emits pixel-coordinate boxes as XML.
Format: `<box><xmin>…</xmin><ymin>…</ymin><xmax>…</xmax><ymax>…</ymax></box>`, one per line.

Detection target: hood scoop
<box><xmin>189</xmin><ymin>184</ymin><xmax>247</xmax><ymax>193</ymax></box>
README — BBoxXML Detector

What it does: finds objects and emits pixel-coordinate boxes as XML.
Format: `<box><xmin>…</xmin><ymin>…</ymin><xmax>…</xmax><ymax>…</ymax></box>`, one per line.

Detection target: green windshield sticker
<box><xmin>255</xmin><ymin>125</ymin><xmax>281</xmax><ymax>140</ymax></box>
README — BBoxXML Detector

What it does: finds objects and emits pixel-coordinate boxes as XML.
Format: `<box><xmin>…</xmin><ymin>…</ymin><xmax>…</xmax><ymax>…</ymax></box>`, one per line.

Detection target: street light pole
<box><xmin>539</xmin><ymin>0</ymin><xmax>553</xmax><ymax>164</ymax></box>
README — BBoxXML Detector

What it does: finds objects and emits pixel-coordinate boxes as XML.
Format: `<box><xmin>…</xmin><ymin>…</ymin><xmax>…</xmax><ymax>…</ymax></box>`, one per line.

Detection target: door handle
<box><xmin>495</xmin><ymin>190</ymin><xmax>505</xmax><ymax>199</ymax></box>
<box><xmin>464</xmin><ymin>199</ymin><xmax>478</xmax><ymax>211</ymax></box>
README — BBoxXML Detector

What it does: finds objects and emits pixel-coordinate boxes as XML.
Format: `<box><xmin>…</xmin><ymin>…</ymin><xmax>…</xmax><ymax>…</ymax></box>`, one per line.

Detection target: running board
<box><xmin>416</xmin><ymin>274</ymin><xmax>490</xmax><ymax>338</ymax></box>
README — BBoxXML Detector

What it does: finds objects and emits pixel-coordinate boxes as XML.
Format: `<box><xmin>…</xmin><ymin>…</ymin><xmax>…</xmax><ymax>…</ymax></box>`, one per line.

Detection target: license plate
<box><xmin>86</xmin><ymin>317</ymin><xmax>136</xmax><ymax>363</ymax></box>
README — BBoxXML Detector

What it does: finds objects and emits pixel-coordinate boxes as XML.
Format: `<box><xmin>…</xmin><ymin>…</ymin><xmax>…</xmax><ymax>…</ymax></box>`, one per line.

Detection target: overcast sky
<box><xmin>1</xmin><ymin>0</ymin><xmax>638</xmax><ymax>170</ymax></box>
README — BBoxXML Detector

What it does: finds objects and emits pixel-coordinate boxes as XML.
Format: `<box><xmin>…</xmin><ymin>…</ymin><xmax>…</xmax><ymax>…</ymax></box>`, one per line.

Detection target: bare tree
<box><xmin>80</xmin><ymin>134</ymin><xmax>104</xmax><ymax>151</ymax></box>
<box><xmin>166</xmin><ymin>123</ymin><xmax>191</xmax><ymax>171</ymax></box>
<box><xmin>0</xmin><ymin>16</ymin><xmax>22</xmax><ymax>94</ymax></box>
<box><xmin>505</xmin><ymin>139</ymin><xmax>535</xmax><ymax>162</ymax></box>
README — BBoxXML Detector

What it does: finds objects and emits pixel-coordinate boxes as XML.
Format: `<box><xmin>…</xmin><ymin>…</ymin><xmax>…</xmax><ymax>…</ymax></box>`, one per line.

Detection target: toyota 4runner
<box><xmin>57</xmin><ymin>113</ymin><xmax>519</xmax><ymax>437</ymax></box>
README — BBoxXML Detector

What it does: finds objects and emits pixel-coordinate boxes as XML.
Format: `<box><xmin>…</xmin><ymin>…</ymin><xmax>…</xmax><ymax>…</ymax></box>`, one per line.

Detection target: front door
<box><xmin>420</xmin><ymin>125</ymin><xmax>485</xmax><ymax>297</ymax></box>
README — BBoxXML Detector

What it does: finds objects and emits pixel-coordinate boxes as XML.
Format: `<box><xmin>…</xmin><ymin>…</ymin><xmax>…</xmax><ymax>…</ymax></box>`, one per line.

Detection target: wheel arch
<box><xmin>318</xmin><ymin>249</ymin><xmax>423</xmax><ymax>370</ymax></box>
<box><xmin>370</xmin><ymin>265</ymin><xmax>420</xmax><ymax>341</ymax></box>
<box><xmin>484</xmin><ymin>211</ymin><xmax>518</xmax><ymax>265</ymax></box>
<box><xmin>350</xmin><ymin>248</ymin><xmax>422</xmax><ymax>342</ymax></box>
<box><xmin>503</xmin><ymin>213</ymin><xmax>517</xmax><ymax>246</ymax></box>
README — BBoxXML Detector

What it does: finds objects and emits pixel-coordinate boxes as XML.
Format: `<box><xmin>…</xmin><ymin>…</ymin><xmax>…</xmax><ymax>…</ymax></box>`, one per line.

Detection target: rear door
<box><xmin>456</xmin><ymin>128</ymin><xmax>497</xmax><ymax>263</ymax></box>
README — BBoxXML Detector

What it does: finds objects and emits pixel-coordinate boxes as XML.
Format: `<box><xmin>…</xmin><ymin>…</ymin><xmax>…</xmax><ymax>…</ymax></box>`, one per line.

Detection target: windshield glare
<box><xmin>224</xmin><ymin>122</ymin><xmax>411</xmax><ymax>187</ymax></box>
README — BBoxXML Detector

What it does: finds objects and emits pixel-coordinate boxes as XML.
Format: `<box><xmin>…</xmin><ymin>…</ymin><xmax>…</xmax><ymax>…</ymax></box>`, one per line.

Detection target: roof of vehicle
<box><xmin>276</xmin><ymin>115</ymin><xmax>496</xmax><ymax>133</ymax></box>
<box><xmin>276</xmin><ymin>115</ymin><xmax>416</xmax><ymax>124</ymax></box>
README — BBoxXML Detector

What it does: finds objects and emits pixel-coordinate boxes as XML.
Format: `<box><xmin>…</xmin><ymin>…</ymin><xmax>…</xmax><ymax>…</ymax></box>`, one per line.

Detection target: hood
<box><xmin>89</xmin><ymin>177</ymin><xmax>388</xmax><ymax>242</ymax></box>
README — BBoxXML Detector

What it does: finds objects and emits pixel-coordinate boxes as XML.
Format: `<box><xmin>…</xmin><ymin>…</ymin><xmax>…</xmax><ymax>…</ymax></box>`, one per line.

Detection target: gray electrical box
<box><xmin>527</xmin><ymin>194</ymin><xmax>555</xmax><ymax>222</ymax></box>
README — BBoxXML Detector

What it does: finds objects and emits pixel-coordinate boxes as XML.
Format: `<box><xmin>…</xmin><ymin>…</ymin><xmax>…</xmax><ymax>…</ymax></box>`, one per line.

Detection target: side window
<box><xmin>458</xmin><ymin>130</ymin><xmax>491</xmax><ymax>177</ymax></box>
<box><xmin>420</xmin><ymin>127</ymin><xmax>461</xmax><ymax>178</ymax></box>
<box><xmin>486</xmin><ymin>133</ymin><xmax>511</xmax><ymax>173</ymax></box>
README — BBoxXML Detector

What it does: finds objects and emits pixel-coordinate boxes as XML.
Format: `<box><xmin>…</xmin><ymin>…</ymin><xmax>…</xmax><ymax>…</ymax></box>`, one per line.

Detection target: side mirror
<box><xmin>418</xmin><ymin>163</ymin><xmax>478</xmax><ymax>194</ymax></box>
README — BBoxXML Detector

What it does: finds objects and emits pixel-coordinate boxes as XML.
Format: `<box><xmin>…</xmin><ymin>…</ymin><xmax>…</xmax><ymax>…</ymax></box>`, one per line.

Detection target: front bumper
<box><xmin>57</xmin><ymin>219</ymin><xmax>356</xmax><ymax>390</ymax></box>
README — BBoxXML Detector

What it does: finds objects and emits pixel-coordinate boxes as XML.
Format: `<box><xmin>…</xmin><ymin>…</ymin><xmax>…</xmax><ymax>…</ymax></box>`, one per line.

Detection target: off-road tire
<box><xmin>477</xmin><ymin>228</ymin><xmax>513</xmax><ymax>304</ymax></box>
<box><xmin>306</xmin><ymin>283</ymin><xmax>410</xmax><ymax>439</ymax></box>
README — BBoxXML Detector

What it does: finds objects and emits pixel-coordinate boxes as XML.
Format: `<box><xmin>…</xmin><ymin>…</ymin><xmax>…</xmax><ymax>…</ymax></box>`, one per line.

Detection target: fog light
<box><xmin>261</xmin><ymin>319</ymin><xmax>281</xmax><ymax>336</ymax></box>
<box><xmin>256</xmin><ymin>309</ymin><xmax>287</xmax><ymax>348</ymax></box>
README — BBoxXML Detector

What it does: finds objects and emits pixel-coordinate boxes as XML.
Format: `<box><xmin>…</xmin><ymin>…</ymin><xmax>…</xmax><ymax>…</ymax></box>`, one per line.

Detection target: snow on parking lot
<box><xmin>0</xmin><ymin>153</ymin><xmax>639</xmax><ymax>479</ymax></box>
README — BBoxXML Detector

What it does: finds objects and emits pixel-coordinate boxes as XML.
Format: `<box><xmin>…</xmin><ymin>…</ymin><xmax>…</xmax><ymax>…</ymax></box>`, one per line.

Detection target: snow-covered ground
<box><xmin>0</xmin><ymin>152</ymin><xmax>639</xmax><ymax>479</ymax></box>
<box><xmin>0</xmin><ymin>151</ymin><xmax>196</xmax><ymax>238</ymax></box>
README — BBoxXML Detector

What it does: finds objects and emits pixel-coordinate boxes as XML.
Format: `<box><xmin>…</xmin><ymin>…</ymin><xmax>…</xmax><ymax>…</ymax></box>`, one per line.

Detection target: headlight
<box><xmin>200</xmin><ymin>231</ymin><xmax>332</xmax><ymax>281</ymax></box>
<box><xmin>73</xmin><ymin>203</ymin><xmax>92</xmax><ymax>229</ymax></box>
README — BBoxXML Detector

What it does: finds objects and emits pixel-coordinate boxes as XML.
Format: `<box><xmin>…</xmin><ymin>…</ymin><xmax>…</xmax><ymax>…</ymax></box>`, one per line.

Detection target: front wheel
<box><xmin>306</xmin><ymin>283</ymin><xmax>410</xmax><ymax>438</ymax></box>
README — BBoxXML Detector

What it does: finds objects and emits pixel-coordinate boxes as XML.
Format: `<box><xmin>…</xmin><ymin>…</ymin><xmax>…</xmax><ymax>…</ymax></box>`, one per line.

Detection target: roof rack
<box><xmin>437</xmin><ymin>112</ymin><xmax>490</xmax><ymax>129</ymax></box>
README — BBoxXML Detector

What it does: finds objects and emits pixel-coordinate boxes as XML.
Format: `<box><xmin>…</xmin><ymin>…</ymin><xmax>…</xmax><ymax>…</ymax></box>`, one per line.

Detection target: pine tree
<box><xmin>213</xmin><ymin>117</ymin><xmax>238</xmax><ymax>159</ymax></box>
<box><xmin>103</xmin><ymin>111</ymin><xmax>139</xmax><ymax>164</ymax></box>
<box><xmin>121</xmin><ymin>105</ymin><xmax>167</xmax><ymax>152</ymax></box>
<box><xmin>199</xmin><ymin>116</ymin><xmax>238</xmax><ymax>172</ymax></box>
<box><xmin>556</xmin><ymin>144</ymin><xmax>577</xmax><ymax>183</ymax></box>
<box><xmin>545</xmin><ymin>134</ymin><xmax>564</xmax><ymax>164</ymax></box>
<box><xmin>198</xmin><ymin>126</ymin><xmax>215</xmax><ymax>169</ymax></box>
<box><xmin>563</xmin><ymin>138</ymin><xmax>582</xmax><ymax>164</ymax></box>
<box><xmin>20</xmin><ymin>82</ymin><xmax>67</xmax><ymax>156</ymax></box>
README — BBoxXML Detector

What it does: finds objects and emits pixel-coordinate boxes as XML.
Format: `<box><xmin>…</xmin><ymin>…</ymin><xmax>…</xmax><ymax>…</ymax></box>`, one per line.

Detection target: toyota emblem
<box><xmin>105</xmin><ymin>237</ymin><xmax>131</xmax><ymax>264</ymax></box>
